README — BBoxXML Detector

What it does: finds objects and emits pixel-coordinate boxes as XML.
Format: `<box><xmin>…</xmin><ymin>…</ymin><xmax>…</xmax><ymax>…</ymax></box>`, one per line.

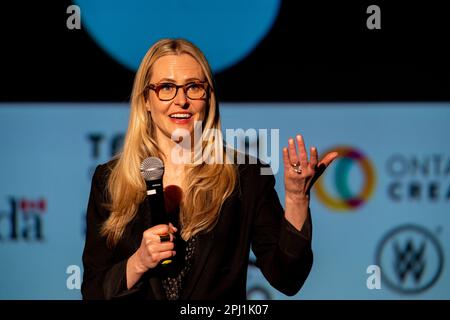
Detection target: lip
<box><xmin>168</xmin><ymin>112</ymin><xmax>193</xmax><ymax>125</ymax></box>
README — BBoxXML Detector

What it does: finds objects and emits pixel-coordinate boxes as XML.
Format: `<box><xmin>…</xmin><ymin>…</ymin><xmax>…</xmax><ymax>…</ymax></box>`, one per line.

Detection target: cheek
<box><xmin>147</xmin><ymin>98</ymin><xmax>168</xmax><ymax>116</ymax></box>
<box><xmin>194</xmin><ymin>101</ymin><xmax>208</xmax><ymax>119</ymax></box>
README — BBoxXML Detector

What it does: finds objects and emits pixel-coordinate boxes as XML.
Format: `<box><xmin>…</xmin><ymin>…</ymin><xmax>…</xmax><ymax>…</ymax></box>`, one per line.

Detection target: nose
<box><xmin>173</xmin><ymin>87</ymin><xmax>188</xmax><ymax>108</ymax></box>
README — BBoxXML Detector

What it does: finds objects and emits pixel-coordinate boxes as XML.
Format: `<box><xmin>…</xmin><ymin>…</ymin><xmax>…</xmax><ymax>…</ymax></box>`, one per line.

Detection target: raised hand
<box><xmin>282</xmin><ymin>134</ymin><xmax>339</xmax><ymax>230</ymax></box>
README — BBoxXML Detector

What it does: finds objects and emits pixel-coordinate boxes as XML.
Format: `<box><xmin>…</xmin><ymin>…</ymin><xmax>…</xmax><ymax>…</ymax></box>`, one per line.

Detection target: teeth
<box><xmin>170</xmin><ymin>113</ymin><xmax>192</xmax><ymax>119</ymax></box>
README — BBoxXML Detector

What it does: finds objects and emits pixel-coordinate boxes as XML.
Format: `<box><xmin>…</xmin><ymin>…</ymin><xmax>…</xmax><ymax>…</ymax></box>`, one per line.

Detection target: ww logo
<box><xmin>376</xmin><ymin>224</ymin><xmax>444</xmax><ymax>294</ymax></box>
<box><xmin>394</xmin><ymin>239</ymin><xmax>426</xmax><ymax>284</ymax></box>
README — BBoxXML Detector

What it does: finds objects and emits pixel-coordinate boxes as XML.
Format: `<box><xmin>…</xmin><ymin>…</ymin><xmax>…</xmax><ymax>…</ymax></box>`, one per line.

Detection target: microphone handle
<box><xmin>146</xmin><ymin>180</ymin><xmax>173</xmax><ymax>266</ymax></box>
<box><xmin>146</xmin><ymin>180</ymin><xmax>168</xmax><ymax>225</ymax></box>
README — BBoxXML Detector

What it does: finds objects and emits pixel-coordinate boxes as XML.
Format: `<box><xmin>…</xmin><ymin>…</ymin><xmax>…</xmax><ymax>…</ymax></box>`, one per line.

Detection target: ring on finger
<box><xmin>291</xmin><ymin>162</ymin><xmax>302</xmax><ymax>174</ymax></box>
<box><xmin>159</xmin><ymin>234</ymin><xmax>170</xmax><ymax>242</ymax></box>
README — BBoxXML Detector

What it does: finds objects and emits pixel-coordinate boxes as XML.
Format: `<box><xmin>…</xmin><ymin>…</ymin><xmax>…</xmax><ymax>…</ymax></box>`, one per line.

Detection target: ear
<box><xmin>145</xmin><ymin>98</ymin><xmax>152</xmax><ymax>112</ymax></box>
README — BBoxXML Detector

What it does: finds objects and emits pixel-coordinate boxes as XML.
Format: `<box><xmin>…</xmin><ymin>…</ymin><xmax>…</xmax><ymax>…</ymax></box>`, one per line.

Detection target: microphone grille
<box><xmin>140</xmin><ymin>157</ymin><xmax>164</xmax><ymax>181</ymax></box>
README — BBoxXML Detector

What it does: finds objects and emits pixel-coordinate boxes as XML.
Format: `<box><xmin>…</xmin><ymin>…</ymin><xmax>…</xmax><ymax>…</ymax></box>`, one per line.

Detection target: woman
<box><xmin>81</xmin><ymin>38</ymin><xmax>338</xmax><ymax>300</ymax></box>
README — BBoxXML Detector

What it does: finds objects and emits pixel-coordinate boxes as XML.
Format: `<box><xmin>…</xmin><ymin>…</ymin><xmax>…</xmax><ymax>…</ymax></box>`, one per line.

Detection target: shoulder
<box><xmin>231</xmin><ymin>154</ymin><xmax>279</xmax><ymax>210</ymax></box>
<box><xmin>235</xmin><ymin>153</ymin><xmax>275</xmax><ymax>188</ymax></box>
<box><xmin>91</xmin><ymin>158</ymin><xmax>119</xmax><ymax>189</ymax></box>
<box><xmin>236</xmin><ymin>153</ymin><xmax>273</xmax><ymax>175</ymax></box>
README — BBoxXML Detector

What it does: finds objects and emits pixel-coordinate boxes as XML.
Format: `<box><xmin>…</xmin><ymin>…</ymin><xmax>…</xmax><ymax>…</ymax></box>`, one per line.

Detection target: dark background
<box><xmin>1</xmin><ymin>0</ymin><xmax>449</xmax><ymax>102</ymax></box>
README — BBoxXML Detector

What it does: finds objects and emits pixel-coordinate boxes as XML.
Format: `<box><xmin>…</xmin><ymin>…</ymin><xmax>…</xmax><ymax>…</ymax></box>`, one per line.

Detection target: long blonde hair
<box><xmin>101</xmin><ymin>38</ymin><xmax>237</xmax><ymax>246</ymax></box>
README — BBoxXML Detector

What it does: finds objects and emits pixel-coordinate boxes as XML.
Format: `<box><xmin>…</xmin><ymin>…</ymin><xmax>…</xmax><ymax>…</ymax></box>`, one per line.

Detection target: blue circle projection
<box><xmin>74</xmin><ymin>0</ymin><xmax>281</xmax><ymax>72</ymax></box>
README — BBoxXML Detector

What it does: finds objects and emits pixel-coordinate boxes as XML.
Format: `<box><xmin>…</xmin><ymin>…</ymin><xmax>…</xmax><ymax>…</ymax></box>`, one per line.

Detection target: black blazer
<box><xmin>81</xmin><ymin>159</ymin><xmax>313</xmax><ymax>300</ymax></box>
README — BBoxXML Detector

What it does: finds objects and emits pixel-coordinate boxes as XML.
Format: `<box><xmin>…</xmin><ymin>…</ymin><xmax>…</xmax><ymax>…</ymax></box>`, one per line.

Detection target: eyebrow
<box><xmin>156</xmin><ymin>77</ymin><xmax>204</xmax><ymax>84</ymax></box>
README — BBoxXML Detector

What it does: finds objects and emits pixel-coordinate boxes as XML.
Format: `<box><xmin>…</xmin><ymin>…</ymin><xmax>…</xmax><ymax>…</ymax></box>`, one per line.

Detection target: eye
<box><xmin>159</xmin><ymin>83</ymin><xmax>175</xmax><ymax>91</ymax></box>
<box><xmin>186</xmin><ymin>82</ymin><xmax>201</xmax><ymax>92</ymax></box>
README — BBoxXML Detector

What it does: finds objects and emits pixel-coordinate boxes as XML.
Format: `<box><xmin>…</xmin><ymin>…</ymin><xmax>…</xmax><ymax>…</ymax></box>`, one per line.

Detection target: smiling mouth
<box><xmin>169</xmin><ymin>113</ymin><xmax>193</xmax><ymax>119</ymax></box>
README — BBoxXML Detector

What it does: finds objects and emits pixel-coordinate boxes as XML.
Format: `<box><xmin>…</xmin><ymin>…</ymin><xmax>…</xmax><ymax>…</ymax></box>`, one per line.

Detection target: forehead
<box><xmin>150</xmin><ymin>54</ymin><xmax>204</xmax><ymax>82</ymax></box>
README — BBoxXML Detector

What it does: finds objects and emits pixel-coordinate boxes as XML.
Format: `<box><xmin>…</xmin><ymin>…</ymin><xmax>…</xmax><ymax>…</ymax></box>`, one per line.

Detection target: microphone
<box><xmin>140</xmin><ymin>156</ymin><xmax>173</xmax><ymax>266</ymax></box>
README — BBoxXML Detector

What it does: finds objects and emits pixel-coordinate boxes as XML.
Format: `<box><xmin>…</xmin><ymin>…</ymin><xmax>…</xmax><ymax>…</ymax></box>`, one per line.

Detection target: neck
<box><xmin>155</xmin><ymin>130</ymin><xmax>192</xmax><ymax>171</ymax></box>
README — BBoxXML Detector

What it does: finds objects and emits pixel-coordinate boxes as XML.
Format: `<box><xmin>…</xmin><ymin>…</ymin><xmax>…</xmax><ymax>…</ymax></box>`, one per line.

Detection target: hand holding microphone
<box><xmin>140</xmin><ymin>156</ymin><xmax>176</xmax><ymax>267</ymax></box>
<box><xmin>132</xmin><ymin>223</ymin><xmax>177</xmax><ymax>272</ymax></box>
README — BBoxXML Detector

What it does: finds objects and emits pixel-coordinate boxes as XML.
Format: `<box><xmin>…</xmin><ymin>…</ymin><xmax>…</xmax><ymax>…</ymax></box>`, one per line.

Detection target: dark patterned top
<box><xmin>161</xmin><ymin>235</ymin><xmax>197</xmax><ymax>300</ymax></box>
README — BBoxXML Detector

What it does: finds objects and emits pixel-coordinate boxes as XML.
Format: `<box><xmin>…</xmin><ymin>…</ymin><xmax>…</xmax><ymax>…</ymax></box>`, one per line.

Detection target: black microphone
<box><xmin>140</xmin><ymin>156</ymin><xmax>173</xmax><ymax>266</ymax></box>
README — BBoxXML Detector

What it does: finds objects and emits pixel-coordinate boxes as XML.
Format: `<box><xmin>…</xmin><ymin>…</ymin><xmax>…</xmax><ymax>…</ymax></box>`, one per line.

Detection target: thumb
<box><xmin>169</xmin><ymin>222</ymin><xmax>178</xmax><ymax>233</ymax></box>
<box><xmin>151</xmin><ymin>224</ymin><xmax>172</xmax><ymax>235</ymax></box>
<box><xmin>321</xmin><ymin>151</ymin><xmax>339</xmax><ymax>167</ymax></box>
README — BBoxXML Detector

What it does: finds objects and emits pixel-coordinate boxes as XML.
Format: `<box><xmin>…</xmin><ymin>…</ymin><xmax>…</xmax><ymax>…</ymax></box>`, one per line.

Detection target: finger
<box><xmin>148</xmin><ymin>241</ymin><xmax>175</xmax><ymax>254</ymax></box>
<box><xmin>310</xmin><ymin>151</ymin><xmax>339</xmax><ymax>188</ymax></box>
<box><xmin>309</xmin><ymin>152</ymin><xmax>339</xmax><ymax>186</ymax></box>
<box><xmin>149</xmin><ymin>250</ymin><xmax>176</xmax><ymax>265</ymax></box>
<box><xmin>159</xmin><ymin>233</ymin><xmax>173</xmax><ymax>243</ymax></box>
<box><xmin>149</xmin><ymin>224</ymin><xmax>171</xmax><ymax>235</ymax></box>
<box><xmin>309</xmin><ymin>146</ymin><xmax>318</xmax><ymax>169</ymax></box>
<box><xmin>287</xmin><ymin>138</ymin><xmax>299</xmax><ymax>165</ymax></box>
<box><xmin>296</xmin><ymin>134</ymin><xmax>308</xmax><ymax>165</ymax></box>
<box><xmin>154</xmin><ymin>232</ymin><xmax>175</xmax><ymax>243</ymax></box>
<box><xmin>158</xmin><ymin>250</ymin><xmax>176</xmax><ymax>262</ymax></box>
<box><xmin>143</xmin><ymin>228</ymin><xmax>175</xmax><ymax>243</ymax></box>
<box><xmin>318</xmin><ymin>151</ymin><xmax>339</xmax><ymax>167</ymax></box>
<box><xmin>282</xmin><ymin>147</ymin><xmax>292</xmax><ymax>172</ymax></box>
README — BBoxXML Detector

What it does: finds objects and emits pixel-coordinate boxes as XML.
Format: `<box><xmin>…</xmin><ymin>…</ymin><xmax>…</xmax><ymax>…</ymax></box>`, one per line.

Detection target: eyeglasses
<box><xmin>146</xmin><ymin>81</ymin><xmax>209</xmax><ymax>101</ymax></box>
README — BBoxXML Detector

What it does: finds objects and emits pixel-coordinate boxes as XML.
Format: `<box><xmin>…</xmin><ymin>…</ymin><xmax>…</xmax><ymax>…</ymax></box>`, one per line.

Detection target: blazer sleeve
<box><xmin>81</xmin><ymin>164</ymin><xmax>145</xmax><ymax>300</ymax></box>
<box><xmin>250</xmin><ymin>163</ymin><xmax>313</xmax><ymax>296</ymax></box>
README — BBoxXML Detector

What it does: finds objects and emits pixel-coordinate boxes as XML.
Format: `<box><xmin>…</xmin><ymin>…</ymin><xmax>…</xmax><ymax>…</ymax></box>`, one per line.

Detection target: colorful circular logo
<box><xmin>73</xmin><ymin>0</ymin><xmax>281</xmax><ymax>72</ymax></box>
<box><xmin>315</xmin><ymin>146</ymin><xmax>376</xmax><ymax>211</ymax></box>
